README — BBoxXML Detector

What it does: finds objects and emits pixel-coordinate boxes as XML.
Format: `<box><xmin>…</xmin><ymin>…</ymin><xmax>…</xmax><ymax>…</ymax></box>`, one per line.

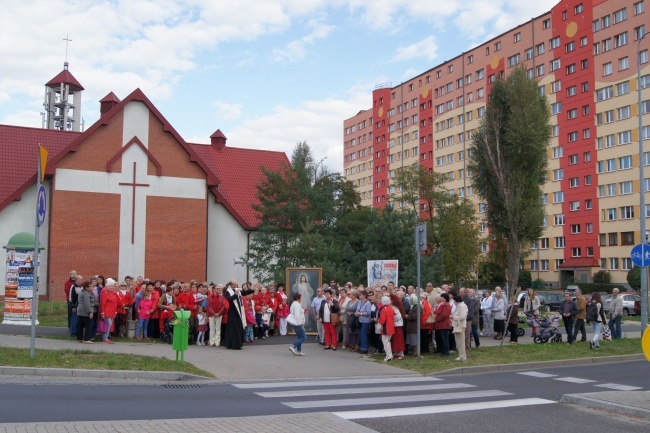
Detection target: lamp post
<box><xmin>637</xmin><ymin>32</ymin><xmax>648</xmax><ymax>331</ymax></box>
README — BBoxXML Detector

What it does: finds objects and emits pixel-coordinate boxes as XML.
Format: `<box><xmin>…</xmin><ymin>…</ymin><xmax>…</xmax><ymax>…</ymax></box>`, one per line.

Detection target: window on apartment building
<box><xmin>572</xmin><ymin>248</ymin><xmax>581</xmax><ymax>258</ymax></box>
<box><xmin>622</xmin><ymin>232</ymin><xmax>635</xmax><ymax>245</ymax></box>
<box><xmin>569</xmin><ymin>177</ymin><xmax>579</xmax><ymax>188</ymax></box>
<box><xmin>610</xmin><ymin>258</ymin><xmax>619</xmax><ymax>270</ymax></box>
<box><xmin>635</xmin><ymin>1</ymin><xmax>645</xmax><ymax>15</ymax></box>
<box><xmin>569</xmin><ymin>154</ymin><xmax>579</xmax><ymax>165</ymax></box>
<box><xmin>551</xmin><ymin>59</ymin><xmax>561</xmax><ymax>71</ymax></box>
<box><xmin>618</xmin><ymin>106</ymin><xmax>631</xmax><ymax>120</ymax></box>
<box><xmin>495</xmin><ymin>41</ymin><xmax>501</xmax><ymax>51</ymax></box>
<box><xmin>619</xmin><ymin>130</ymin><xmax>632</xmax><ymax>144</ymax></box>
<box><xmin>603</xmin><ymin>62</ymin><xmax>613</xmax><ymax>75</ymax></box>
<box><xmin>614</xmin><ymin>8</ymin><xmax>627</xmax><ymax>23</ymax></box>
<box><xmin>619</xmin><ymin>57</ymin><xmax>629</xmax><ymax>70</ymax></box>
<box><xmin>620</xmin><ymin>181</ymin><xmax>633</xmax><ymax>195</ymax></box>
<box><xmin>553</xmin><ymin>191</ymin><xmax>564</xmax><ymax>203</ymax></box>
<box><xmin>582</xmin><ymin>82</ymin><xmax>589</xmax><ymax>92</ymax></box>
<box><xmin>550</xmin><ymin>36</ymin><xmax>561</xmax><ymax>49</ymax></box>
<box><xmin>554</xmin><ymin>214</ymin><xmax>565</xmax><ymax>226</ymax></box>
<box><xmin>551</xmin><ymin>102</ymin><xmax>562</xmax><ymax>114</ymax></box>
<box><xmin>567</xmin><ymin>86</ymin><xmax>577</xmax><ymax>97</ymax></box>
<box><xmin>584</xmin><ymin>128</ymin><xmax>591</xmax><ymax>138</ymax></box>
<box><xmin>563</xmin><ymin>10</ymin><xmax>568</xmax><ymax>20</ymax></box>
<box><xmin>603</xmin><ymin>38</ymin><xmax>612</xmax><ymax>52</ymax></box>
<box><xmin>607</xmin><ymin>208</ymin><xmax>618</xmax><ymax>221</ymax></box>
<box><xmin>593</xmin><ymin>19</ymin><xmax>601</xmax><ymax>32</ymax></box>
<box><xmin>621</xmin><ymin>206</ymin><xmax>635</xmax><ymax>219</ymax></box>
<box><xmin>565</xmin><ymin>41</ymin><xmax>575</xmax><ymax>53</ymax></box>
<box><xmin>635</xmin><ymin>26</ymin><xmax>646</xmax><ymax>40</ymax></box>
<box><xmin>586</xmin><ymin>199</ymin><xmax>593</xmax><ymax>209</ymax></box>
<box><xmin>570</xmin><ymin>201</ymin><xmax>580</xmax><ymax>211</ymax></box>
<box><xmin>614</xmin><ymin>32</ymin><xmax>628</xmax><ymax>48</ymax></box>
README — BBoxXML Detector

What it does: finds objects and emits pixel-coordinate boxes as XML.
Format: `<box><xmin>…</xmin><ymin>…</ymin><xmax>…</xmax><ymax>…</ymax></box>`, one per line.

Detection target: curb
<box><xmin>560</xmin><ymin>392</ymin><xmax>650</xmax><ymax>419</ymax></box>
<box><xmin>0</xmin><ymin>366</ymin><xmax>211</xmax><ymax>381</ymax></box>
<box><xmin>430</xmin><ymin>353</ymin><xmax>645</xmax><ymax>376</ymax></box>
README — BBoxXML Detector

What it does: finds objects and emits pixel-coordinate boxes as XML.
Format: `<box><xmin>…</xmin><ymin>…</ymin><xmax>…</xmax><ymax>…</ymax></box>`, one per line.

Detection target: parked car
<box><xmin>603</xmin><ymin>293</ymin><xmax>641</xmax><ymax>316</ymax></box>
<box><xmin>536</xmin><ymin>292</ymin><xmax>565</xmax><ymax>312</ymax></box>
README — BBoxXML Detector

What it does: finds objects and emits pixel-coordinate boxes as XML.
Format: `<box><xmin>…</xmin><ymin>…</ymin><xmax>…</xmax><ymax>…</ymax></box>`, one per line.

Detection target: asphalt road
<box><xmin>0</xmin><ymin>360</ymin><xmax>648</xmax><ymax>430</ymax></box>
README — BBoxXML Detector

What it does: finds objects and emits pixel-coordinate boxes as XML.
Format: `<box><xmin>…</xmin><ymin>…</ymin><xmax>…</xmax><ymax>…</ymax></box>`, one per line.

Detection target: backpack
<box><xmin>586</xmin><ymin>301</ymin><xmax>598</xmax><ymax>322</ymax></box>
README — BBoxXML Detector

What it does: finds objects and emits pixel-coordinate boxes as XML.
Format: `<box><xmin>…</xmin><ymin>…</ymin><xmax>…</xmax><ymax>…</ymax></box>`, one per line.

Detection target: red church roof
<box><xmin>0</xmin><ymin>124</ymin><xmax>80</xmax><ymax>210</ymax></box>
<box><xmin>45</xmin><ymin>68</ymin><xmax>85</xmax><ymax>91</ymax></box>
<box><xmin>0</xmin><ymin>89</ymin><xmax>289</xmax><ymax>230</ymax></box>
<box><xmin>190</xmin><ymin>143</ymin><xmax>290</xmax><ymax>228</ymax></box>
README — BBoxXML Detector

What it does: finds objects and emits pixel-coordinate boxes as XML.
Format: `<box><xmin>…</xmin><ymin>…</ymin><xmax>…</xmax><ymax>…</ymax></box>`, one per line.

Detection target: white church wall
<box><xmin>0</xmin><ymin>181</ymin><xmax>50</xmax><ymax>297</ymax></box>
<box><xmin>207</xmin><ymin>201</ymin><xmax>253</xmax><ymax>285</ymax></box>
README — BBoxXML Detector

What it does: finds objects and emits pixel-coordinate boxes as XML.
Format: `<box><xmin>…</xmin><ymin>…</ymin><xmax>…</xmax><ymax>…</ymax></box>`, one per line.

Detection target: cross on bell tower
<box><xmin>43</xmin><ymin>35</ymin><xmax>84</xmax><ymax>132</ymax></box>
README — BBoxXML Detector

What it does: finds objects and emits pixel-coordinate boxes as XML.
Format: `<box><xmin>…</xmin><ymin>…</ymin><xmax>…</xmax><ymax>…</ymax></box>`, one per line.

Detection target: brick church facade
<box><xmin>1</xmin><ymin>67</ymin><xmax>288</xmax><ymax>301</ymax></box>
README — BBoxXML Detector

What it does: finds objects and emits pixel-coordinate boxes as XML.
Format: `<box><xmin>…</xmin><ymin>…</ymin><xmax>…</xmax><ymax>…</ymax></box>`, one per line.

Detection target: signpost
<box><xmin>30</xmin><ymin>145</ymin><xmax>48</xmax><ymax>358</ymax></box>
<box><xmin>415</xmin><ymin>223</ymin><xmax>427</xmax><ymax>363</ymax></box>
<box><xmin>630</xmin><ymin>243</ymin><xmax>649</xmax><ymax>331</ymax></box>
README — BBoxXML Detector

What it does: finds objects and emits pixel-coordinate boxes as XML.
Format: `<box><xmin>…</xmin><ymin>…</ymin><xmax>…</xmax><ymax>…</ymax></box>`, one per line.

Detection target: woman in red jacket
<box><xmin>377</xmin><ymin>295</ymin><xmax>395</xmax><ymax>362</ymax></box>
<box><xmin>420</xmin><ymin>292</ymin><xmax>435</xmax><ymax>355</ymax></box>
<box><xmin>99</xmin><ymin>280</ymin><xmax>120</xmax><ymax>343</ymax></box>
<box><xmin>433</xmin><ymin>293</ymin><xmax>451</xmax><ymax>357</ymax></box>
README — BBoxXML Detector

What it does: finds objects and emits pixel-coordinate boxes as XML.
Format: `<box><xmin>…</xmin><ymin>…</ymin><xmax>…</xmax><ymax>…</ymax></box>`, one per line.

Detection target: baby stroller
<box><xmin>532</xmin><ymin>314</ymin><xmax>562</xmax><ymax>344</ymax></box>
<box><xmin>161</xmin><ymin>318</ymin><xmax>174</xmax><ymax>344</ymax></box>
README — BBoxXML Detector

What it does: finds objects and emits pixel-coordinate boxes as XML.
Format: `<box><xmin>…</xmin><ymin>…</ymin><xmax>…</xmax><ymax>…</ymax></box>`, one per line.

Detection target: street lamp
<box><xmin>637</xmin><ymin>31</ymin><xmax>648</xmax><ymax>331</ymax></box>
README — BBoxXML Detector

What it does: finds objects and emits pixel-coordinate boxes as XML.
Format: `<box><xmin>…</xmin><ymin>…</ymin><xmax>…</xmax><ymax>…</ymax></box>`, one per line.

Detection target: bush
<box><xmin>518</xmin><ymin>270</ymin><xmax>532</xmax><ymax>288</ymax></box>
<box><xmin>627</xmin><ymin>267</ymin><xmax>641</xmax><ymax>290</ymax></box>
<box><xmin>592</xmin><ymin>270</ymin><xmax>611</xmax><ymax>284</ymax></box>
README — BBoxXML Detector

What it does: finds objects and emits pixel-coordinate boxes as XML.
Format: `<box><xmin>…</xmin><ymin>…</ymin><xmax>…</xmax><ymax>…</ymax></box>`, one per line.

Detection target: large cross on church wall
<box><xmin>51</xmin><ymin>101</ymin><xmax>207</xmax><ymax>283</ymax></box>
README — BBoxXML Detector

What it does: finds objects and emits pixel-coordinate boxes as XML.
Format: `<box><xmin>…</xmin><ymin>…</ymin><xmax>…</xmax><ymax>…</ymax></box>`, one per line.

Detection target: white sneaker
<box><xmin>289</xmin><ymin>345</ymin><xmax>297</xmax><ymax>355</ymax></box>
<box><xmin>383</xmin><ymin>357</ymin><xmax>393</xmax><ymax>362</ymax></box>
<box><xmin>455</xmin><ymin>357</ymin><xmax>466</xmax><ymax>361</ymax></box>
<box><xmin>297</xmin><ymin>352</ymin><xmax>306</xmax><ymax>356</ymax></box>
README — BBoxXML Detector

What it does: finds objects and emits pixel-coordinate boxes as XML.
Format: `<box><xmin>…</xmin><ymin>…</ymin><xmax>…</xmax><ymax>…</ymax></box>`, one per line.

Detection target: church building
<box><xmin>0</xmin><ymin>64</ymin><xmax>289</xmax><ymax>301</ymax></box>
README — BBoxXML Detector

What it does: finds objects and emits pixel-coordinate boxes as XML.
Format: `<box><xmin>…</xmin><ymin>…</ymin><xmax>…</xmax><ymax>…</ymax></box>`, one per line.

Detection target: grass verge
<box><xmin>0</xmin><ymin>347</ymin><xmax>215</xmax><ymax>378</ymax></box>
<box><xmin>372</xmin><ymin>338</ymin><xmax>643</xmax><ymax>374</ymax></box>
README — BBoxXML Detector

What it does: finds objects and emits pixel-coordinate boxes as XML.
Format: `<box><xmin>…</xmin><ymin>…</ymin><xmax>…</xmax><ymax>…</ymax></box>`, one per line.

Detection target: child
<box><xmin>136</xmin><ymin>292</ymin><xmax>154</xmax><ymax>340</ymax></box>
<box><xmin>276</xmin><ymin>298</ymin><xmax>290</xmax><ymax>336</ymax></box>
<box><xmin>196</xmin><ymin>306</ymin><xmax>207</xmax><ymax>346</ymax></box>
<box><xmin>244</xmin><ymin>294</ymin><xmax>255</xmax><ymax>343</ymax></box>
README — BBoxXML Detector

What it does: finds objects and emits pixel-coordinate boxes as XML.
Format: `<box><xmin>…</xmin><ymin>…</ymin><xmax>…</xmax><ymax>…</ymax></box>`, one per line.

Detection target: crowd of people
<box><xmin>65</xmin><ymin>270</ymin><xmax>619</xmax><ymax>359</ymax></box>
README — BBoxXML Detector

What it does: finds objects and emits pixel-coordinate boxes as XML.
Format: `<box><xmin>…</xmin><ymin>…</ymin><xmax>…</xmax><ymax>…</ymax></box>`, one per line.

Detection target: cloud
<box><xmin>213</xmin><ymin>100</ymin><xmax>244</xmax><ymax>121</ymax></box>
<box><xmin>224</xmin><ymin>84</ymin><xmax>373</xmax><ymax>174</ymax></box>
<box><xmin>391</xmin><ymin>36</ymin><xmax>438</xmax><ymax>63</ymax></box>
<box><xmin>273</xmin><ymin>19</ymin><xmax>335</xmax><ymax>63</ymax></box>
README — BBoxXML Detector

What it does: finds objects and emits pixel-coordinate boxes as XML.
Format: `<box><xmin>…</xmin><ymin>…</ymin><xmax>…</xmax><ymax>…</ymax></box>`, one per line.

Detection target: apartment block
<box><xmin>343</xmin><ymin>0</ymin><xmax>649</xmax><ymax>286</ymax></box>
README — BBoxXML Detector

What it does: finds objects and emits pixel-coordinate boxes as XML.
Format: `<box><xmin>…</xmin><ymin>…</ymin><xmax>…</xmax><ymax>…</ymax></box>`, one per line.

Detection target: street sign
<box><xmin>37</xmin><ymin>185</ymin><xmax>46</xmax><ymax>227</ymax></box>
<box><xmin>631</xmin><ymin>243</ymin><xmax>650</xmax><ymax>267</ymax></box>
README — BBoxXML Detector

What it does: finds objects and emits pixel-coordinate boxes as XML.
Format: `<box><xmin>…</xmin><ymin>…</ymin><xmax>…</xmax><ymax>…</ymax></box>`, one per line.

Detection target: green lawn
<box><xmin>0</xmin><ymin>347</ymin><xmax>214</xmax><ymax>378</ymax></box>
<box><xmin>372</xmin><ymin>338</ymin><xmax>643</xmax><ymax>374</ymax></box>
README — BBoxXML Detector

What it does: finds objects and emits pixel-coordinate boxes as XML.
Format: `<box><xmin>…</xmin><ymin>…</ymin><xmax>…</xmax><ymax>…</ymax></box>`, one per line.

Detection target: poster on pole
<box><xmin>367</xmin><ymin>260</ymin><xmax>399</xmax><ymax>288</ymax></box>
<box><xmin>4</xmin><ymin>249</ymin><xmax>37</xmax><ymax>322</ymax></box>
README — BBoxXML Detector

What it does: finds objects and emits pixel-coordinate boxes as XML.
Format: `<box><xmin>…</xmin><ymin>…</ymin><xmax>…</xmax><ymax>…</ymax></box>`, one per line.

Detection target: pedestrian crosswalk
<box><xmin>517</xmin><ymin>371</ymin><xmax>643</xmax><ymax>391</ymax></box>
<box><xmin>232</xmin><ymin>376</ymin><xmax>555</xmax><ymax>420</ymax></box>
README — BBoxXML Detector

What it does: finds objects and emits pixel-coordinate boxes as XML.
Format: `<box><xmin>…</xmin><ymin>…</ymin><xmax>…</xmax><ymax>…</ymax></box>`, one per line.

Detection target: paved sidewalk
<box><xmin>0</xmin><ymin>333</ymin><xmax>415</xmax><ymax>381</ymax></box>
<box><xmin>0</xmin><ymin>413</ymin><xmax>377</xmax><ymax>433</ymax></box>
<box><xmin>561</xmin><ymin>391</ymin><xmax>650</xmax><ymax>419</ymax></box>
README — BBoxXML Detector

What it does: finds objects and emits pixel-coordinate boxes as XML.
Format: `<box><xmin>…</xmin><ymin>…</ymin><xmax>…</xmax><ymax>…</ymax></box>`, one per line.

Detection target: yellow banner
<box><xmin>39</xmin><ymin>145</ymin><xmax>48</xmax><ymax>183</ymax></box>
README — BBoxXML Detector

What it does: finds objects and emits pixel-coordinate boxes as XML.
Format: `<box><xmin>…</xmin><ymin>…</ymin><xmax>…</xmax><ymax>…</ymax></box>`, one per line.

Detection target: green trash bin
<box><xmin>172</xmin><ymin>310</ymin><xmax>191</xmax><ymax>362</ymax></box>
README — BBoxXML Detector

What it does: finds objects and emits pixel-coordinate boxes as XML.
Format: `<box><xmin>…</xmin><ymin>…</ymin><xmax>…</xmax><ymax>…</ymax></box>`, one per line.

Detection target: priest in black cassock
<box><xmin>223</xmin><ymin>280</ymin><xmax>254</xmax><ymax>349</ymax></box>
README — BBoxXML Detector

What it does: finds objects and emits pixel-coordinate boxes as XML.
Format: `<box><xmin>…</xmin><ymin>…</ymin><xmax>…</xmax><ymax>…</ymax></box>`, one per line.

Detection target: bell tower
<box><xmin>43</xmin><ymin>61</ymin><xmax>84</xmax><ymax>132</ymax></box>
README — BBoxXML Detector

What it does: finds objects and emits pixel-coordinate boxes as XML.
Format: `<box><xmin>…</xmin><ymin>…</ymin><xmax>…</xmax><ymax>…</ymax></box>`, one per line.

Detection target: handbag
<box><xmin>330</xmin><ymin>313</ymin><xmax>341</xmax><ymax>327</ymax></box>
<box><xmin>350</xmin><ymin>315</ymin><xmax>360</xmax><ymax>332</ymax></box>
<box><xmin>96</xmin><ymin>318</ymin><xmax>108</xmax><ymax>333</ymax></box>
<box><xmin>287</xmin><ymin>313</ymin><xmax>298</xmax><ymax>326</ymax></box>
<box><xmin>602</xmin><ymin>325</ymin><xmax>612</xmax><ymax>340</ymax></box>
<box><xmin>425</xmin><ymin>306</ymin><xmax>435</xmax><ymax>324</ymax></box>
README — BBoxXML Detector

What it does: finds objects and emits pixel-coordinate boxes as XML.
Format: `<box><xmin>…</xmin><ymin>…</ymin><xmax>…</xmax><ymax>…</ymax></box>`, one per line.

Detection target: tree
<box><xmin>592</xmin><ymin>270</ymin><xmax>612</xmax><ymax>284</ymax></box>
<box><xmin>248</xmin><ymin>141</ymin><xmax>361</xmax><ymax>283</ymax></box>
<box><xmin>627</xmin><ymin>267</ymin><xmax>641</xmax><ymax>290</ymax></box>
<box><xmin>392</xmin><ymin>164</ymin><xmax>480</xmax><ymax>284</ymax></box>
<box><xmin>468</xmin><ymin>66</ymin><xmax>551</xmax><ymax>292</ymax></box>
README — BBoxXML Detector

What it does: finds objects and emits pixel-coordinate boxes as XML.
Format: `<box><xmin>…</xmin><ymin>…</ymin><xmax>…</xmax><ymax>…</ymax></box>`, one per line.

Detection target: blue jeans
<box><xmin>102</xmin><ymin>317</ymin><xmax>113</xmax><ymax>341</ymax></box>
<box><xmin>608</xmin><ymin>315</ymin><xmax>622</xmax><ymax>339</ymax></box>
<box><xmin>470</xmin><ymin>323</ymin><xmax>481</xmax><ymax>347</ymax></box>
<box><xmin>136</xmin><ymin>318</ymin><xmax>149</xmax><ymax>338</ymax></box>
<box><xmin>591</xmin><ymin>321</ymin><xmax>602</xmax><ymax>347</ymax></box>
<box><xmin>293</xmin><ymin>325</ymin><xmax>306</xmax><ymax>352</ymax></box>
<box><xmin>439</xmin><ymin>329</ymin><xmax>450</xmax><ymax>355</ymax></box>
<box><xmin>70</xmin><ymin>311</ymin><xmax>78</xmax><ymax>337</ymax></box>
<box><xmin>359</xmin><ymin>322</ymin><xmax>370</xmax><ymax>351</ymax></box>
<box><xmin>245</xmin><ymin>326</ymin><xmax>254</xmax><ymax>341</ymax></box>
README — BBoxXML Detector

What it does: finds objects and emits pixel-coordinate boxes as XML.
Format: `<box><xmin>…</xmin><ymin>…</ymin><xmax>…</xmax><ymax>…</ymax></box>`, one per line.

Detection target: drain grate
<box><xmin>162</xmin><ymin>384</ymin><xmax>202</xmax><ymax>389</ymax></box>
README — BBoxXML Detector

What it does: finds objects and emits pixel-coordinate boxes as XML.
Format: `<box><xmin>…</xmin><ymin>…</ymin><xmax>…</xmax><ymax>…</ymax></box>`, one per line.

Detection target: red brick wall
<box><xmin>147</xmin><ymin>112</ymin><xmax>205</xmax><ymax>179</ymax></box>
<box><xmin>145</xmin><ymin>196</ymin><xmax>207</xmax><ymax>281</ymax></box>
<box><xmin>48</xmin><ymin>190</ymin><xmax>121</xmax><ymax>300</ymax></box>
<box><xmin>58</xmin><ymin>116</ymin><xmax>124</xmax><ymax>173</ymax></box>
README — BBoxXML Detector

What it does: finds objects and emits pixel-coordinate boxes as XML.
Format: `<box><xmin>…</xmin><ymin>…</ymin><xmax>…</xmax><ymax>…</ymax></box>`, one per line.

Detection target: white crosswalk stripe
<box><xmin>235</xmin><ymin>376</ymin><xmax>556</xmax><ymax>419</ymax></box>
<box><xmin>518</xmin><ymin>371</ymin><xmax>644</xmax><ymax>391</ymax></box>
<box><xmin>256</xmin><ymin>382</ymin><xmax>475</xmax><ymax>398</ymax></box>
<box><xmin>232</xmin><ymin>376</ymin><xmax>439</xmax><ymax>389</ymax></box>
<box><xmin>283</xmin><ymin>389</ymin><xmax>512</xmax><ymax>409</ymax></box>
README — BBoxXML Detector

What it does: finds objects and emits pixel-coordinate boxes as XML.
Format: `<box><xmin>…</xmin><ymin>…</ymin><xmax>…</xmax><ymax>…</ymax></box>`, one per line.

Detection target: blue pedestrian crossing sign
<box><xmin>631</xmin><ymin>243</ymin><xmax>650</xmax><ymax>267</ymax></box>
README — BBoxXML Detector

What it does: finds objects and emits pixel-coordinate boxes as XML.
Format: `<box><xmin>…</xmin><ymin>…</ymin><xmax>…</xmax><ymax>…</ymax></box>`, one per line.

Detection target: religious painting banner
<box><xmin>286</xmin><ymin>267</ymin><xmax>322</xmax><ymax>334</ymax></box>
<box><xmin>367</xmin><ymin>260</ymin><xmax>398</xmax><ymax>289</ymax></box>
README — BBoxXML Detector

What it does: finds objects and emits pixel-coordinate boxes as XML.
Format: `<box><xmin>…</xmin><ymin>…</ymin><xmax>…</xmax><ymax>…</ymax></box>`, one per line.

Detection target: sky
<box><xmin>0</xmin><ymin>0</ymin><xmax>559</xmax><ymax>174</ymax></box>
